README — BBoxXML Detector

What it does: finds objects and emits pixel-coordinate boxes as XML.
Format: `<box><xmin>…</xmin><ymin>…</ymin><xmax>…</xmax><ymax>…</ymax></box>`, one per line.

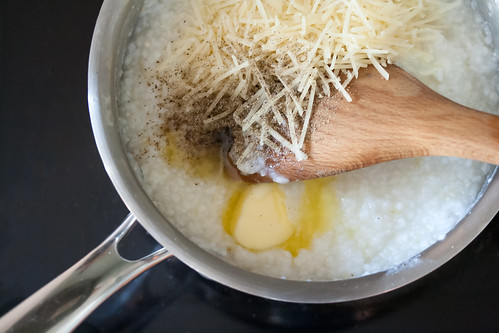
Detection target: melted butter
<box><xmin>163</xmin><ymin>131</ymin><xmax>340</xmax><ymax>255</ymax></box>
<box><xmin>163</xmin><ymin>131</ymin><xmax>223</xmax><ymax>179</ymax></box>
<box><xmin>281</xmin><ymin>178</ymin><xmax>339</xmax><ymax>256</ymax></box>
<box><xmin>223</xmin><ymin>177</ymin><xmax>340</xmax><ymax>256</ymax></box>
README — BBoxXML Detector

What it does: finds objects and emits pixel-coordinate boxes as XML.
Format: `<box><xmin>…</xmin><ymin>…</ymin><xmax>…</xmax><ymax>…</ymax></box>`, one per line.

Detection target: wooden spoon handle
<box><xmin>419</xmin><ymin>104</ymin><xmax>499</xmax><ymax>164</ymax></box>
<box><xmin>347</xmin><ymin>67</ymin><xmax>499</xmax><ymax>165</ymax></box>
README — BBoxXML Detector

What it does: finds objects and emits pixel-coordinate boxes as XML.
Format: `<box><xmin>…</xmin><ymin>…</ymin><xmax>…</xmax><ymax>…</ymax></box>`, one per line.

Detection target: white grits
<box><xmin>119</xmin><ymin>0</ymin><xmax>498</xmax><ymax>281</ymax></box>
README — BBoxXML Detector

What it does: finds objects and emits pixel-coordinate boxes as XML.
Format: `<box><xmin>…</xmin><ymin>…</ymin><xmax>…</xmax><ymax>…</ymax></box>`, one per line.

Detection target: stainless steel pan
<box><xmin>1</xmin><ymin>0</ymin><xmax>498</xmax><ymax>331</ymax></box>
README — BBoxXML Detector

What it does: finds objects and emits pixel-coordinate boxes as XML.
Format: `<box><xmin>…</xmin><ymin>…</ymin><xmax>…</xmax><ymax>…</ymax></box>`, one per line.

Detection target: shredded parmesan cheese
<box><xmin>156</xmin><ymin>0</ymin><xmax>458</xmax><ymax>173</ymax></box>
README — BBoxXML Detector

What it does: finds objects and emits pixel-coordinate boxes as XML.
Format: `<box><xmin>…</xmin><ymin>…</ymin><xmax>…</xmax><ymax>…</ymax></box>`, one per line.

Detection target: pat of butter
<box><xmin>232</xmin><ymin>184</ymin><xmax>293</xmax><ymax>251</ymax></box>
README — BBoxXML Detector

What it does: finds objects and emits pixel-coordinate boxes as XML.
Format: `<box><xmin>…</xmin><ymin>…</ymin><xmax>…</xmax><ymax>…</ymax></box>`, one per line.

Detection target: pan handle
<box><xmin>0</xmin><ymin>213</ymin><xmax>172</xmax><ymax>332</ymax></box>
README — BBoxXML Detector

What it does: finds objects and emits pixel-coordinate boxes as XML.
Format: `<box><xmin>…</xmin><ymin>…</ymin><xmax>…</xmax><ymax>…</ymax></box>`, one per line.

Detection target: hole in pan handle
<box><xmin>0</xmin><ymin>213</ymin><xmax>172</xmax><ymax>333</ymax></box>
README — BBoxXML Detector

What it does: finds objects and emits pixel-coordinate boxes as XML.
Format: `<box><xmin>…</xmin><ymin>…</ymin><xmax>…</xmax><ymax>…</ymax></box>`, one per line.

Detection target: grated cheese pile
<box><xmin>157</xmin><ymin>0</ymin><xmax>458</xmax><ymax>174</ymax></box>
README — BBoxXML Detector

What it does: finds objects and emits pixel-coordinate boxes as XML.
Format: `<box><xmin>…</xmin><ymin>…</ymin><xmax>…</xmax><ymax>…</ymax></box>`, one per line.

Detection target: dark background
<box><xmin>1</xmin><ymin>1</ymin><xmax>499</xmax><ymax>332</ymax></box>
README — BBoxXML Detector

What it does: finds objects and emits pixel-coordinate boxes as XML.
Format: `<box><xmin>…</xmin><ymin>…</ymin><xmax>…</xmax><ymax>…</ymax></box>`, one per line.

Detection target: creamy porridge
<box><xmin>119</xmin><ymin>0</ymin><xmax>498</xmax><ymax>280</ymax></box>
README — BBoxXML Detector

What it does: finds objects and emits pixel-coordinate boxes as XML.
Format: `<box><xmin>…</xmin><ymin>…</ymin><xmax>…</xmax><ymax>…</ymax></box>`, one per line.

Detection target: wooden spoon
<box><xmin>236</xmin><ymin>65</ymin><xmax>499</xmax><ymax>182</ymax></box>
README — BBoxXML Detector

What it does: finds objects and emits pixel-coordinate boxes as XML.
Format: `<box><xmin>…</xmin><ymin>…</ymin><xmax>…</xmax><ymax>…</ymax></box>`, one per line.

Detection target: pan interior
<box><xmin>88</xmin><ymin>0</ymin><xmax>499</xmax><ymax>303</ymax></box>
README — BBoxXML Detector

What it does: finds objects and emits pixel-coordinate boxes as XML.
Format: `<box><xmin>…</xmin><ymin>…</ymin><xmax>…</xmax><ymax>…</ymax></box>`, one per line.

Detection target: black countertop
<box><xmin>1</xmin><ymin>1</ymin><xmax>499</xmax><ymax>332</ymax></box>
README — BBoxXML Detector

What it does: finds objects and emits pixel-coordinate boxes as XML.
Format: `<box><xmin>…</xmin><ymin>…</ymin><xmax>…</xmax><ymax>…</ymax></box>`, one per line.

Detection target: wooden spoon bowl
<box><xmin>238</xmin><ymin>65</ymin><xmax>499</xmax><ymax>182</ymax></box>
